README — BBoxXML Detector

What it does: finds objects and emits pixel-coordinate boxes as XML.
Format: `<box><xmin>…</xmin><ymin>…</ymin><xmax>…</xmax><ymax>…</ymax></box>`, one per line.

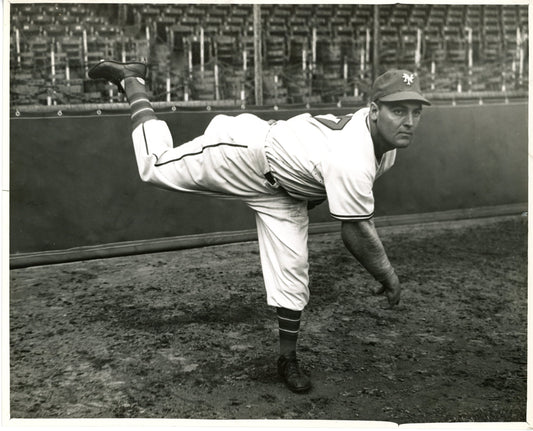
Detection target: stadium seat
<box><xmin>334</xmin><ymin>25</ymin><xmax>354</xmax><ymax>41</ymax></box>
<box><xmin>294</xmin><ymin>5</ymin><xmax>314</xmax><ymax>19</ymax></box>
<box><xmin>220</xmin><ymin>23</ymin><xmax>242</xmax><ymax>38</ymax></box>
<box><xmin>19</xmin><ymin>4</ymin><xmax>39</xmax><ymax>16</ymax></box>
<box><xmin>32</xmin><ymin>14</ymin><xmax>54</xmax><ymax>28</ymax></box>
<box><xmin>239</xmin><ymin>35</ymin><xmax>255</xmax><ymax>64</ymax></box>
<box><xmin>44</xmin><ymin>24</ymin><xmax>67</xmax><ymax>38</ymax></box>
<box><xmin>334</xmin><ymin>4</ymin><xmax>354</xmax><ymax>20</ymax></box>
<box><xmin>93</xmin><ymin>25</ymin><xmax>121</xmax><ymax>38</ymax></box>
<box><xmin>331</xmin><ymin>16</ymin><xmax>348</xmax><ymax>28</ymax></box>
<box><xmin>204</xmin><ymin>15</ymin><xmax>223</xmax><ymax>29</ymax></box>
<box><xmin>378</xmin><ymin>5</ymin><xmax>393</xmax><ymax>26</ymax></box>
<box><xmin>181</xmin><ymin>16</ymin><xmax>201</xmax><ymax>28</ymax></box>
<box><xmin>139</xmin><ymin>6</ymin><xmax>160</xmax><ymax>22</ymax></box>
<box><xmin>290</xmin><ymin>24</ymin><xmax>310</xmax><ymax>39</ymax></box>
<box><xmin>266</xmin><ymin>18</ymin><xmax>288</xmax><ymax>38</ymax></box>
<box><xmin>388</xmin><ymin>4</ymin><xmax>410</xmax><ymax>27</ymax></box>
<box><xmin>68</xmin><ymin>5</ymin><xmax>88</xmax><ymax>19</ymax></box>
<box><xmin>208</xmin><ymin>4</ymin><xmax>230</xmax><ymax>18</ymax></box>
<box><xmin>192</xmin><ymin>68</ymin><xmax>217</xmax><ymax>101</ymax></box>
<box><xmin>230</xmin><ymin>5</ymin><xmax>252</xmax><ymax>19</ymax></box>
<box><xmin>409</xmin><ymin>5</ymin><xmax>427</xmax><ymax>27</ymax></box>
<box><xmin>163</xmin><ymin>5</ymin><xmax>185</xmax><ymax>21</ymax></box>
<box><xmin>501</xmin><ymin>6</ymin><xmax>518</xmax><ymax>29</ymax></box>
<box><xmin>186</xmin><ymin>5</ymin><xmax>207</xmax><ymax>19</ymax></box>
<box><xmin>482</xmin><ymin>18</ymin><xmax>502</xmax><ymax>62</ymax></box>
<box><xmin>465</xmin><ymin>5</ymin><xmax>482</xmax><ymax>28</ymax></box>
<box><xmin>201</xmin><ymin>25</ymin><xmax>219</xmax><ymax>38</ymax></box>
<box><xmin>169</xmin><ymin>24</ymin><xmax>195</xmax><ymax>51</ymax></box>
<box><xmin>214</xmin><ymin>35</ymin><xmax>237</xmax><ymax>65</ymax></box>
<box><xmin>55</xmin><ymin>14</ymin><xmax>77</xmax><ymax>27</ymax></box>
<box><xmin>446</xmin><ymin>5</ymin><xmax>465</xmax><ymax>24</ymax></box>
<box><xmin>315</xmin><ymin>5</ymin><xmax>334</xmax><ymax>19</ymax></box>
<box><xmin>443</xmin><ymin>26</ymin><xmax>465</xmax><ymax>64</ymax></box>
<box><xmin>18</xmin><ymin>52</ymin><xmax>35</xmax><ymax>72</ymax></box>
<box><xmin>423</xmin><ymin>27</ymin><xmax>445</xmax><ymax>63</ymax></box>
<box><xmin>517</xmin><ymin>5</ymin><xmax>528</xmax><ymax>27</ymax></box>
<box><xmin>19</xmin><ymin>22</ymin><xmax>42</xmax><ymax>38</ymax></box>
<box><xmin>265</xmin><ymin>36</ymin><xmax>287</xmax><ymax>67</ymax></box>
<box><xmin>400</xmin><ymin>26</ymin><xmax>420</xmax><ymax>64</ymax></box>
<box><xmin>69</xmin><ymin>24</ymin><xmax>86</xmax><ymax>37</ymax></box>
<box><xmin>287</xmin><ymin>35</ymin><xmax>309</xmax><ymax>68</ymax></box>
<box><xmin>379</xmin><ymin>26</ymin><xmax>400</xmax><ymax>65</ymax></box>
<box><xmin>156</xmin><ymin>17</ymin><xmax>176</xmax><ymax>42</ymax></box>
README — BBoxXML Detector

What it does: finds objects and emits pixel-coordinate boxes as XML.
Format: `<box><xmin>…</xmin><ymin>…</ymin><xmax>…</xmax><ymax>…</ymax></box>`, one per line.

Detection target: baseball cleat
<box><xmin>88</xmin><ymin>60</ymin><xmax>147</xmax><ymax>93</ymax></box>
<box><xmin>277</xmin><ymin>353</ymin><xmax>312</xmax><ymax>393</ymax></box>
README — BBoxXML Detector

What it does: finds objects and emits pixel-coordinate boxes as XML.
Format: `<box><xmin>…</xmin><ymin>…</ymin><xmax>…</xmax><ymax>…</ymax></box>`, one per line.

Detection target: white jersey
<box><xmin>265</xmin><ymin>107</ymin><xmax>396</xmax><ymax>221</ymax></box>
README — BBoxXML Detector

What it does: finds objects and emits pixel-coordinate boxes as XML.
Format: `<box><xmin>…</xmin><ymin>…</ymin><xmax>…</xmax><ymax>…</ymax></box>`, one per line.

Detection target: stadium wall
<box><xmin>10</xmin><ymin>102</ymin><xmax>527</xmax><ymax>255</ymax></box>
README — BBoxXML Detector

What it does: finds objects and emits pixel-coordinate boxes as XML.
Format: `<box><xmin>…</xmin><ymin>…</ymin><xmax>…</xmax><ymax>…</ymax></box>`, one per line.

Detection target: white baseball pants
<box><xmin>131</xmin><ymin>114</ymin><xmax>310</xmax><ymax>311</ymax></box>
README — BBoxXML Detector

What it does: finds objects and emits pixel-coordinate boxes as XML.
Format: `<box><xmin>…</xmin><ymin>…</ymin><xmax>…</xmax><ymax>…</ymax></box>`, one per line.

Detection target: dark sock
<box><xmin>122</xmin><ymin>76</ymin><xmax>157</xmax><ymax>130</ymax></box>
<box><xmin>277</xmin><ymin>307</ymin><xmax>302</xmax><ymax>357</ymax></box>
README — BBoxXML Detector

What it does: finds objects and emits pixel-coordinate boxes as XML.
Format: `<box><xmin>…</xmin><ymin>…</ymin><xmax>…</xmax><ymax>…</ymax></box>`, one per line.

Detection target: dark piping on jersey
<box><xmin>154</xmin><ymin>142</ymin><xmax>248</xmax><ymax>167</ymax></box>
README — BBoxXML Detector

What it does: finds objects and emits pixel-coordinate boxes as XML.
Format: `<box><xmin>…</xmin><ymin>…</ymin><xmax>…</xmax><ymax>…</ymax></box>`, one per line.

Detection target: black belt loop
<box><xmin>264</xmin><ymin>171</ymin><xmax>277</xmax><ymax>186</ymax></box>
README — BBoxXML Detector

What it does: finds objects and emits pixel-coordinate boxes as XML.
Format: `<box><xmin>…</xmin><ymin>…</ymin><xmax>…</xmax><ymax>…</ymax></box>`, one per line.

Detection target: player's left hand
<box><xmin>375</xmin><ymin>272</ymin><xmax>401</xmax><ymax>308</ymax></box>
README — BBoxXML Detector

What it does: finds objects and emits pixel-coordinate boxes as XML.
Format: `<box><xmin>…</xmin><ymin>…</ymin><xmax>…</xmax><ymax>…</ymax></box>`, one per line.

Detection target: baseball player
<box><xmin>89</xmin><ymin>60</ymin><xmax>430</xmax><ymax>393</ymax></box>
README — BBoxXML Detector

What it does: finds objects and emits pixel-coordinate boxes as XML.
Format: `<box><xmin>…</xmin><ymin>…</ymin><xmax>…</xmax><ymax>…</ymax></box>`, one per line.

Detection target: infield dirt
<box><xmin>9</xmin><ymin>215</ymin><xmax>527</xmax><ymax>424</ymax></box>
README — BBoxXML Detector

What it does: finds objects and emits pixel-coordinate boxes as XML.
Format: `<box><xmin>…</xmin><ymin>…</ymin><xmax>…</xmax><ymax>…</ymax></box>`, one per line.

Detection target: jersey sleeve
<box><xmin>323</xmin><ymin>155</ymin><xmax>375</xmax><ymax>221</ymax></box>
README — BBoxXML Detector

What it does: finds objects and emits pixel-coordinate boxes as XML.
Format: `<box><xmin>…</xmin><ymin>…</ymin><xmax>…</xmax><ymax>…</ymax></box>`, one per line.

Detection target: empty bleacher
<box><xmin>9</xmin><ymin>3</ymin><xmax>529</xmax><ymax>107</ymax></box>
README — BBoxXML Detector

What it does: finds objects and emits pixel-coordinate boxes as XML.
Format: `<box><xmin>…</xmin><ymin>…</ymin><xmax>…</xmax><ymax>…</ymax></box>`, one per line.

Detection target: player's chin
<box><xmin>394</xmin><ymin>134</ymin><xmax>414</xmax><ymax>148</ymax></box>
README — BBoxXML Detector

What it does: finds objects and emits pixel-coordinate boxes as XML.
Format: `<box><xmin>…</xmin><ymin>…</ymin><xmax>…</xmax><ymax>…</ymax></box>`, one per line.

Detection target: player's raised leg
<box><xmin>87</xmin><ymin>60</ymin><xmax>273</xmax><ymax>196</ymax></box>
<box><xmin>88</xmin><ymin>60</ymin><xmax>209</xmax><ymax>194</ymax></box>
<box><xmin>88</xmin><ymin>60</ymin><xmax>185</xmax><ymax>191</ymax></box>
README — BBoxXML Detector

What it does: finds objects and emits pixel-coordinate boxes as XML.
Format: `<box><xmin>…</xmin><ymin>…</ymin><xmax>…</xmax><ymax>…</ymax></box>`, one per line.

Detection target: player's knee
<box><xmin>142</xmin><ymin>120</ymin><xmax>174</xmax><ymax>156</ymax></box>
<box><xmin>204</xmin><ymin>114</ymin><xmax>230</xmax><ymax>134</ymax></box>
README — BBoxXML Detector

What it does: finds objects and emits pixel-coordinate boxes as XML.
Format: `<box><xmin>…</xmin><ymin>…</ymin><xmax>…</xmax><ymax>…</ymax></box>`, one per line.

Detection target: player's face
<box><xmin>371</xmin><ymin>101</ymin><xmax>423</xmax><ymax>151</ymax></box>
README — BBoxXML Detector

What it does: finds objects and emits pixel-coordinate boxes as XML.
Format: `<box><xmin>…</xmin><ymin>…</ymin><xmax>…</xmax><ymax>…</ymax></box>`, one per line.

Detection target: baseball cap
<box><xmin>371</xmin><ymin>69</ymin><xmax>431</xmax><ymax>105</ymax></box>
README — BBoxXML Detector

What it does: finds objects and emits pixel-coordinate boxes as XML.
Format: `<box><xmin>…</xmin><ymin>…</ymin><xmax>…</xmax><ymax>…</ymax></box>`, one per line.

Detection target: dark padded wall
<box><xmin>10</xmin><ymin>103</ymin><xmax>527</xmax><ymax>254</ymax></box>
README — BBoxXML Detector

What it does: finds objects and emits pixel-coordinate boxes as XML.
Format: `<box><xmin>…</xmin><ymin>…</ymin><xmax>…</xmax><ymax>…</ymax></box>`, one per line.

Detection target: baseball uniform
<box><xmin>131</xmin><ymin>109</ymin><xmax>395</xmax><ymax>310</ymax></box>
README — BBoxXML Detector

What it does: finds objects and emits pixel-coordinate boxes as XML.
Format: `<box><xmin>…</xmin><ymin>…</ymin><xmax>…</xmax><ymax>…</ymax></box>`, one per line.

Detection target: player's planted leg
<box><xmin>276</xmin><ymin>307</ymin><xmax>311</xmax><ymax>393</ymax></box>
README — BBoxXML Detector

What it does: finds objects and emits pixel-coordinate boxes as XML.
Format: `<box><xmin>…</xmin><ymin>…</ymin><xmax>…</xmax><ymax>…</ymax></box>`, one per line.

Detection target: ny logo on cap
<box><xmin>402</xmin><ymin>73</ymin><xmax>415</xmax><ymax>86</ymax></box>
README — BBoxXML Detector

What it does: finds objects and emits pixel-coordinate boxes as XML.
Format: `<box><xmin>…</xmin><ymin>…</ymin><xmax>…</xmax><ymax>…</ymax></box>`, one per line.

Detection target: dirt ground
<box><xmin>9</xmin><ymin>215</ymin><xmax>527</xmax><ymax>424</ymax></box>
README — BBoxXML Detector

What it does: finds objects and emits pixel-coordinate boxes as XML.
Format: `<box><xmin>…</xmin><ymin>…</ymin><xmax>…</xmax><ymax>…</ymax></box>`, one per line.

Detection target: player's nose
<box><xmin>403</xmin><ymin>112</ymin><xmax>414</xmax><ymax>128</ymax></box>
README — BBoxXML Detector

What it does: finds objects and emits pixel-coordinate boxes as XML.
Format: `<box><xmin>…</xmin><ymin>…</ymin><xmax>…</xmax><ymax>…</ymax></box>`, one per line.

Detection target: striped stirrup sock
<box><xmin>122</xmin><ymin>77</ymin><xmax>157</xmax><ymax>130</ymax></box>
<box><xmin>128</xmin><ymin>92</ymin><xmax>157</xmax><ymax>130</ymax></box>
<box><xmin>277</xmin><ymin>307</ymin><xmax>302</xmax><ymax>356</ymax></box>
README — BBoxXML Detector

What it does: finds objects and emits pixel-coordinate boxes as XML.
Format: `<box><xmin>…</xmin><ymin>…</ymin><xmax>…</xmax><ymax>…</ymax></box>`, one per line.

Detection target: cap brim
<box><xmin>379</xmin><ymin>91</ymin><xmax>431</xmax><ymax>105</ymax></box>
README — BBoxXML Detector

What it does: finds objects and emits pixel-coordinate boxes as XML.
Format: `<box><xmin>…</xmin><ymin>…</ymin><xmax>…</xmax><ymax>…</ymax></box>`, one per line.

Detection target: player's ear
<box><xmin>369</xmin><ymin>102</ymin><xmax>380</xmax><ymax>121</ymax></box>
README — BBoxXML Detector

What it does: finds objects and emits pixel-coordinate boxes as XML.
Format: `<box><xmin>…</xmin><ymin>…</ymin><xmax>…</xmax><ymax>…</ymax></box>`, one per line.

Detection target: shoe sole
<box><xmin>278</xmin><ymin>371</ymin><xmax>312</xmax><ymax>393</ymax></box>
<box><xmin>88</xmin><ymin>60</ymin><xmax>146</xmax><ymax>80</ymax></box>
<box><xmin>88</xmin><ymin>60</ymin><xmax>147</xmax><ymax>93</ymax></box>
